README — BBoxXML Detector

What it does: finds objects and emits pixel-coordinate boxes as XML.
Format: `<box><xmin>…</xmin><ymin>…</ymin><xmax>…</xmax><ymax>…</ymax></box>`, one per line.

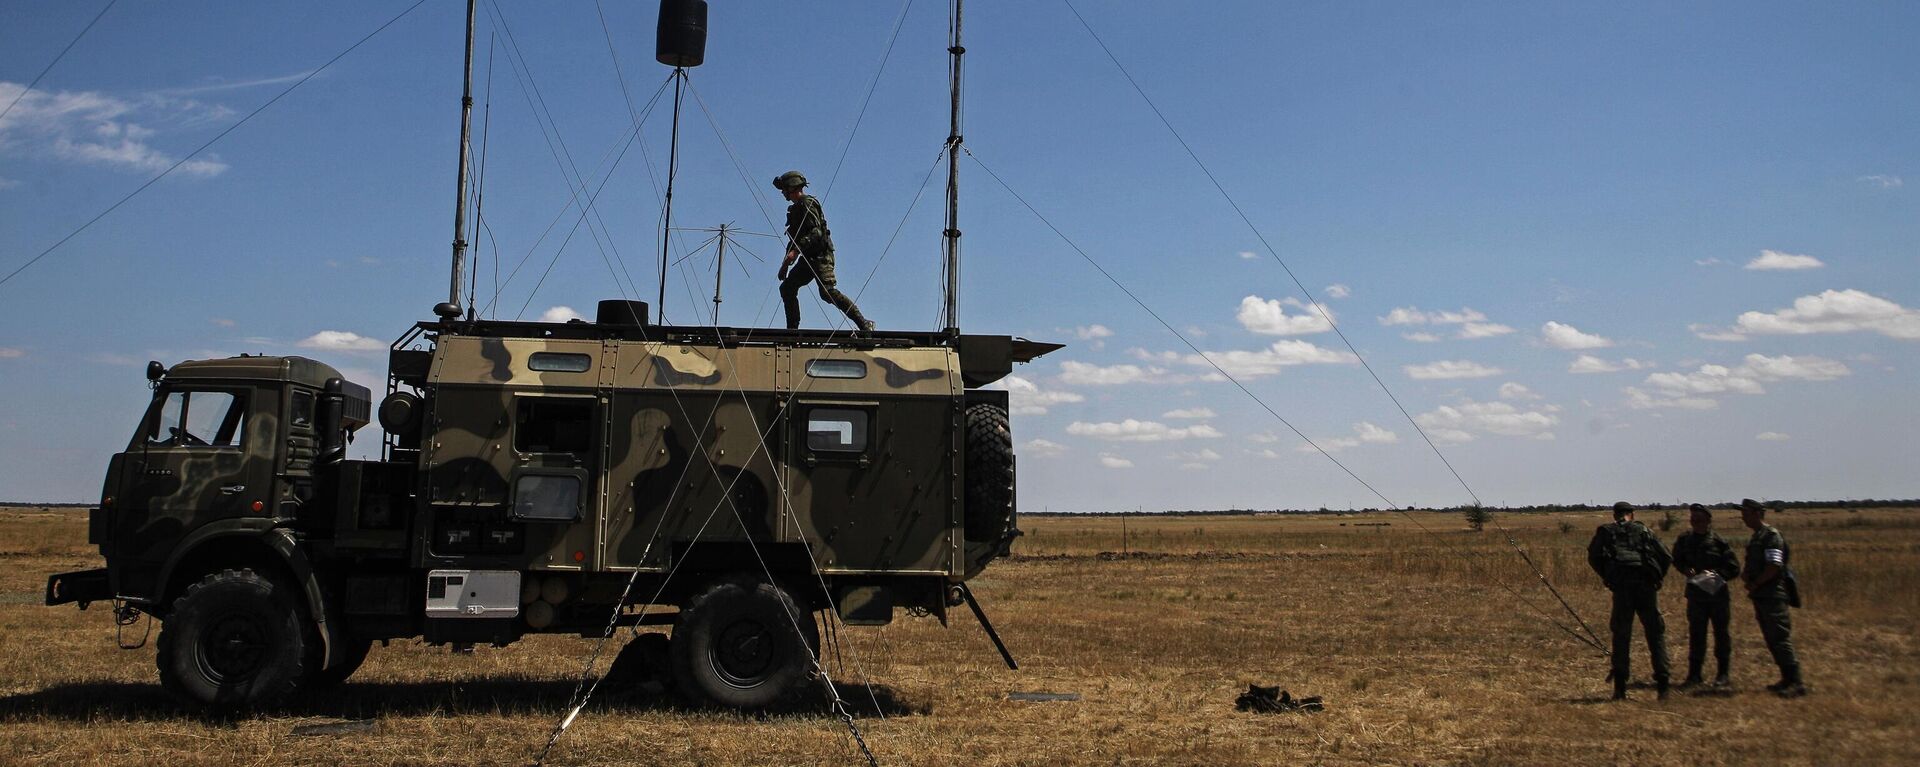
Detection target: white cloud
<box><xmin>538</xmin><ymin>305</ymin><xmax>586</xmax><ymax>323</ymax></box>
<box><xmin>1098</xmin><ymin>453</ymin><xmax>1135</xmax><ymax>469</ymax></box>
<box><xmin>1324</xmin><ymin>284</ymin><xmax>1351</xmax><ymax>299</ymax></box>
<box><xmin>1301</xmin><ymin>421</ymin><xmax>1401</xmax><ymax>452</ymax></box>
<box><xmin>1401</xmin><ymin>332</ymin><xmax>1442</xmax><ymax>343</ymax></box>
<box><xmin>1623</xmin><ymin>387</ymin><xmax>1719</xmax><ymax>410</ymax></box>
<box><xmin>1161</xmin><ymin>407</ymin><xmax>1216</xmax><ymax>420</ymax></box>
<box><xmin>1858</xmin><ymin>174</ymin><xmax>1903</xmax><ymax>189</ymax></box>
<box><xmin>1689</xmin><ymin>323</ymin><xmax>1748</xmax><ymax>342</ymax></box>
<box><xmin>1067</xmin><ymin>419</ymin><xmax>1223</xmax><ymax>442</ymax></box>
<box><xmin>1073</xmin><ymin>324</ymin><xmax>1113</xmax><ymax>341</ymax></box>
<box><xmin>1739</xmin><ymin>353</ymin><xmax>1850</xmax><ymax>381</ymax></box>
<box><xmin>1456</xmin><ymin>322</ymin><xmax>1515</xmax><ymax>339</ymax></box>
<box><xmin>1246</xmin><ymin>431</ymin><xmax>1282</xmax><ymax>444</ymax></box>
<box><xmin>1182</xmin><ymin>325</ymin><xmax>1208</xmax><ymax>337</ymax></box>
<box><xmin>1744</xmin><ymin>250</ymin><xmax>1825</xmax><ymax>271</ymax></box>
<box><xmin>1058</xmin><ymin>360</ymin><xmax>1178</xmax><ymax>386</ymax></box>
<box><xmin>1568</xmin><ymin>355</ymin><xmax>1651</xmax><ymax>374</ymax></box>
<box><xmin>1636</xmin><ymin>353</ymin><xmax>1849</xmax><ymax>405</ymax></box>
<box><xmin>296</xmin><ymin>331</ymin><xmax>384</xmax><ymax>352</ymax></box>
<box><xmin>1380</xmin><ymin>306</ymin><xmax>1487</xmax><ymax>326</ymax></box>
<box><xmin>987</xmin><ymin>375</ymin><xmax>1085</xmax><ymax>416</ymax></box>
<box><xmin>1021</xmin><ymin>438</ymin><xmax>1067</xmax><ymax>457</ymax></box>
<box><xmin>1755</xmin><ymin>432</ymin><xmax>1791</xmax><ymax>442</ymax></box>
<box><xmin>1731</xmin><ymin>289</ymin><xmax>1920</xmax><ymax>340</ymax></box>
<box><xmin>1182</xmin><ymin>340</ymin><xmax>1356</xmax><ymax>378</ymax></box>
<box><xmin>1415</xmin><ymin>400</ymin><xmax>1559</xmax><ymax>442</ymax></box>
<box><xmin>1541</xmin><ymin>321</ymin><xmax>1614</xmax><ymax>350</ymax></box>
<box><xmin>1236</xmin><ymin>250</ymin><xmax>1259</xmax><ymax>260</ymax></box>
<box><xmin>0</xmin><ymin>82</ymin><xmax>229</xmax><ymax>176</ymax></box>
<box><xmin>1236</xmin><ymin>295</ymin><xmax>1334</xmax><ymax>336</ymax></box>
<box><xmin>1694</xmin><ymin>257</ymin><xmax>1725</xmax><ymax>267</ymax></box>
<box><xmin>1404</xmin><ymin>360</ymin><xmax>1503</xmax><ymax>380</ymax></box>
<box><xmin>1168</xmin><ymin>448</ymin><xmax>1223</xmax><ymax>462</ymax></box>
<box><xmin>0</xmin><ymin>347</ymin><xmax>24</xmax><ymax>359</ymax></box>
<box><xmin>1498</xmin><ymin>382</ymin><xmax>1541</xmax><ymax>400</ymax></box>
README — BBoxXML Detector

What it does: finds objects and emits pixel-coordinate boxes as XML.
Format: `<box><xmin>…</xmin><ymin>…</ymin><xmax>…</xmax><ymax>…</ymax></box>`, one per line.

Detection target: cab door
<box><xmin>115</xmin><ymin>386</ymin><xmax>268</xmax><ymax>594</ymax></box>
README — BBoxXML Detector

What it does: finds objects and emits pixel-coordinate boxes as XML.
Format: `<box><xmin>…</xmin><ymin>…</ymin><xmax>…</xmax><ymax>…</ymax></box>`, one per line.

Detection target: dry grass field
<box><xmin>3</xmin><ymin>505</ymin><xmax>1918</xmax><ymax>766</ymax></box>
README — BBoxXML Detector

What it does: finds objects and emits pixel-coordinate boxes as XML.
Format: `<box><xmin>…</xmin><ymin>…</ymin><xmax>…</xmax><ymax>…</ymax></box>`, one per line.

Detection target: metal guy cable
<box><xmin>821</xmin><ymin>0</ymin><xmax>917</xmax><ymax>200</ymax></box>
<box><xmin>0</xmin><ymin>0</ymin><xmax>120</xmax><ymax>123</ymax></box>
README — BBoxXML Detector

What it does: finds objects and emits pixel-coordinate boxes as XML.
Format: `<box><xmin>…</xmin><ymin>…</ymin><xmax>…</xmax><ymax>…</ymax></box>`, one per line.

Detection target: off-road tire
<box><xmin>156</xmin><ymin>568</ymin><xmax>309</xmax><ymax>708</ymax></box>
<box><xmin>302</xmin><ymin>636</ymin><xmax>372</xmax><ymax>689</ymax></box>
<box><xmin>963</xmin><ymin>402</ymin><xmax>1015</xmax><ymax>542</ymax></box>
<box><xmin>670</xmin><ymin>576</ymin><xmax>818</xmax><ymax>710</ymax></box>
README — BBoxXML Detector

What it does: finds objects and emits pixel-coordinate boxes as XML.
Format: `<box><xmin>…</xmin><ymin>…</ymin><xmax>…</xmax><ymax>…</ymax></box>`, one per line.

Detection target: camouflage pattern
<box><xmin>421</xmin><ymin>333</ymin><xmax>964</xmax><ymax>578</ymax></box>
<box><xmin>781</xmin><ymin>193</ymin><xmax>869</xmax><ymax>330</ymax></box>
<box><xmin>1589</xmin><ymin>519</ymin><xmax>1673</xmax><ymax>686</ymax></box>
<box><xmin>1744</xmin><ymin>523</ymin><xmax>1801</xmax><ymax>683</ymax></box>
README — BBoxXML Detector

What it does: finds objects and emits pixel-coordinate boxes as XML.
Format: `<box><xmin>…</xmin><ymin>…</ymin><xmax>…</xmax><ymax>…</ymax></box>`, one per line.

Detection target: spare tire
<box><xmin>963</xmin><ymin>402</ymin><xmax>1015</xmax><ymax>544</ymax></box>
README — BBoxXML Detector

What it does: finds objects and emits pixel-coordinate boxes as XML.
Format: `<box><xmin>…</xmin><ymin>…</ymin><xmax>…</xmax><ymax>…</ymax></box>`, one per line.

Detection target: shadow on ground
<box><xmin>0</xmin><ymin>676</ymin><xmax>923</xmax><ymax>724</ymax></box>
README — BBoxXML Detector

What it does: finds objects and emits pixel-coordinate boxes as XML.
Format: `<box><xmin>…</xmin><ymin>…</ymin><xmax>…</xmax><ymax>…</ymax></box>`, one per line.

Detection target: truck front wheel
<box><xmin>670</xmin><ymin>576</ymin><xmax>818</xmax><ymax>710</ymax></box>
<box><xmin>156</xmin><ymin>568</ymin><xmax>309</xmax><ymax>708</ymax></box>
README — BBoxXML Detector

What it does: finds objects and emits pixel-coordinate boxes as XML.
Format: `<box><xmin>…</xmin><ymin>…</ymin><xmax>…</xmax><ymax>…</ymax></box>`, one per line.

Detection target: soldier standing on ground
<box><xmin>1672</xmin><ymin>503</ymin><xmax>1739</xmax><ymax>689</ymax></box>
<box><xmin>1740</xmin><ymin>498</ymin><xmax>1807</xmax><ymax>697</ymax></box>
<box><xmin>774</xmin><ymin>171</ymin><xmax>875</xmax><ymax>334</ymax></box>
<box><xmin>1588</xmin><ymin>501</ymin><xmax>1674</xmax><ymax>700</ymax></box>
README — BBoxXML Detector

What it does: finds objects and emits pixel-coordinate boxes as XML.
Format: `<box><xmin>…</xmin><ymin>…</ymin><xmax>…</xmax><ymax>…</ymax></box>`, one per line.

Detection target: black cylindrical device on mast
<box><xmin>657</xmin><ymin>0</ymin><xmax>707</xmax><ymax>67</ymax></box>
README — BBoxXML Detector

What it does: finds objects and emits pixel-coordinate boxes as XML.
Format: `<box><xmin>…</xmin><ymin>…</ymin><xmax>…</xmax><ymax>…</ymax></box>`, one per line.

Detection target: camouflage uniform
<box><xmin>781</xmin><ymin>194</ymin><xmax>871</xmax><ymax>331</ymax></box>
<box><xmin>1588</xmin><ymin>518</ymin><xmax>1673</xmax><ymax>696</ymax></box>
<box><xmin>1744</xmin><ymin>523</ymin><xmax>1802</xmax><ymax>689</ymax></box>
<box><xmin>1671</xmin><ymin>530</ymin><xmax>1738</xmax><ymax>683</ymax></box>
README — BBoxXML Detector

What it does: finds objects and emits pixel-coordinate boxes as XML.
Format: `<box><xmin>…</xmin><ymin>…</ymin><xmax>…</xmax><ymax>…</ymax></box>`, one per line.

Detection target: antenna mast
<box><xmin>655</xmin><ymin>0</ymin><xmax>709</xmax><ymax>326</ymax></box>
<box><xmin>941</xmin><ymin>0</ymin><xmax>965</xmax><ymax>333</ymax></box>
<box><xmin>436</xmin><ymin>0</ymin><xmax>478</xmax><ymax>321</ymax></box>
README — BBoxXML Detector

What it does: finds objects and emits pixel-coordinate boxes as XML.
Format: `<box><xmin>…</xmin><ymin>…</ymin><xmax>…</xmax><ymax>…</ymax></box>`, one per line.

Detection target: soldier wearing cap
<box><xmin>1588</xmin><ymin>501</ymin><xmax>1674</xmax><ymax>700</ymax></box>
<box><xmin>1740</xmin><ymin>498</ymin><xmax>1806</xmax><ymax>696</ymax></box>
<box><xmin>773</xmin><ymin>171</ymin><xmax>874</xmax><ymax>334</ymax></box>
<box><xmin>1671</xmin><ymin>502</ymin><xmax>1738</xmax><ymax>689</ymax></box>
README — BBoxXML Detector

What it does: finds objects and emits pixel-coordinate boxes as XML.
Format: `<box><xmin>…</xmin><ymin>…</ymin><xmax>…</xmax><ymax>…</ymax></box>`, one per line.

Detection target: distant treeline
<box><xmin>0</xmin><ymin>502</ymin><xmax>93</xmax><ymax>509</ymax></box>
<box><xmin>1029</xmin><ymin>499</ymin><xmax>1920</xmax><ymax>517</ymax></box>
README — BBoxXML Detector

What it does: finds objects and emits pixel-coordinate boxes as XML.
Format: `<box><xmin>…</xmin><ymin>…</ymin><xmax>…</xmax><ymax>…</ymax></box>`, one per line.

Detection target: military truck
<box><xmin>45</xmin><ymin>299</ymin><xmax>1057</xmax><ymax>708</ymax></box>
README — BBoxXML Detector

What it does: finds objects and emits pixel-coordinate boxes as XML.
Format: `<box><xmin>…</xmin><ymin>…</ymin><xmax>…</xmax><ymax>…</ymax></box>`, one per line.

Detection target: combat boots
<box><xmin>1678</xmin><ymin>671</ymin><xmax>1703</xmax><ymax>690</ymax></box>
<box><xmin>1656</xmin><ymin>678</ymin><xmax>1670</xmax><ymax>701</ymax></box>
<box><xmin>1611</xmin><ymin>675</ymin><xmax>1627</xmax><ymax>701</ymax></box>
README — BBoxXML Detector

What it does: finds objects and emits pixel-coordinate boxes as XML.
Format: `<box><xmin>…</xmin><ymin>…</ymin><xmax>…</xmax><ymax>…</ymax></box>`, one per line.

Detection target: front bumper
<box><xmin>45</xmin><ymin>568</ymin><xmax>111</xmax><ymax>608</ymax></box>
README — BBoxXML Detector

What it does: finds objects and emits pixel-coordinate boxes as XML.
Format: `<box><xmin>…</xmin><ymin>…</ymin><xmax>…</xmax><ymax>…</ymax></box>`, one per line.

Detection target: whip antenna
<box><xmin>436</xmin><ymin>0</ymin><xmax>478</xmax><ymax>321</ymax></box>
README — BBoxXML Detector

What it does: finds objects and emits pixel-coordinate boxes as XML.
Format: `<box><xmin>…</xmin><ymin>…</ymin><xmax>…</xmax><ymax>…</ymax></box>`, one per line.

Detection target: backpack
<box><xmin>1605</xmin><ymin>523</ymin><xmax>1656</xmax><ymax>584</ymax></box>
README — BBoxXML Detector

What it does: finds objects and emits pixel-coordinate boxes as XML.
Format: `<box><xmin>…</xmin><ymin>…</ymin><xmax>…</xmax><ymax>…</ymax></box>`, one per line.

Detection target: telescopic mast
<box><xmin>437</xmin><ymin>0</ymin><xmax>478</xmax><ymax>321</ymax></box>
<box><xmin>941</xmin><ymin>0</ymin><xmax>965</xmax><ymax>333</ymax></box>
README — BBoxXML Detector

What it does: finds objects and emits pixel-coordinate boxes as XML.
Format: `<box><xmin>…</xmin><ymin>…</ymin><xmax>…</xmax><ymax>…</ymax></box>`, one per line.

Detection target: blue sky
<box><xmin>2</xmin><ymin>1</ymin><xmax>1915</xmax><ymax>509</ymax></box>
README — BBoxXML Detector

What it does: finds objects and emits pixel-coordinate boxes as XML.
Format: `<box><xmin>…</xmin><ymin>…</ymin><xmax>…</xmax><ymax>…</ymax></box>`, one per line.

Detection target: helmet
<box><xmin>773</xmin><ymin>170</ymin><xmax>808</xmax><ymax>190</ymax></box>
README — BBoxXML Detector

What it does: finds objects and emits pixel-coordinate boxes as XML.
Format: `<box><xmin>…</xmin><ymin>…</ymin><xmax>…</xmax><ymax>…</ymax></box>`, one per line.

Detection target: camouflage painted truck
<box><xmin>45</xmin><ymin>299</ymin><xmax>1058</xmax><ymax>708</ymax></box>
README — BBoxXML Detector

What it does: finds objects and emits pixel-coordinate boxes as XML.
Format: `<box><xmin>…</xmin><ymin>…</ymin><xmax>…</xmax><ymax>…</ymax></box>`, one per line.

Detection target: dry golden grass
<box><xmin>3</xmin><ymin>505</ymin><xmax>1918</xmax><ymax>765</ymax></box>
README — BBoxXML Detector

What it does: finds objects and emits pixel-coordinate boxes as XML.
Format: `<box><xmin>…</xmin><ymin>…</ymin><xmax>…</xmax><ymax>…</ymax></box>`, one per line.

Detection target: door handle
<box><xmin>220</xmin><ymin>484</ymin><xmax>246</xmax><ymax>494</ymax></box>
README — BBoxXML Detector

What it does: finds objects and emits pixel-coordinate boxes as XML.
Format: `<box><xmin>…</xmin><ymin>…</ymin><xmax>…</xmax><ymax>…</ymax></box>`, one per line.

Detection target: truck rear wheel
<box><xmin>670</xmin><ymin>576</ymin><xmax>818</xmax><ymax>710</ymax></box>
<box><xmin>156</xmin><ymin>568</ymin><xmax>309</xmax><ymax>708</ymax></box>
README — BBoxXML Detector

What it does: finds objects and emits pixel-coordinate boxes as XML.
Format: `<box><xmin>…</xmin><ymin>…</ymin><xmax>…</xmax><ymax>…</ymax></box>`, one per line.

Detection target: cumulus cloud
<box><xmin>0</xmin><ymin>347</ymin><xmax>24</xmax><ymax>359</ymax></box>
<box><xmin>1021</xmin><ymin>438</ymin><xmax>1068</xmax><ymax>457</ymax></box>
<box><xmin>0</xmin><ymin>81</ymin><xmax>229</xmax><ymax>176</ymax></box>
<box><xmin>1073</xmin><ymin>324</ymin><xmax>1113</xmax><ymax>341</ymax></box>
<box><xmin>1568</xmin><ymin>355</ymin><xmax>1652</xmax><ymax>374</ymax></box>
<box><xmin>1067</xmin><ymin>419</ymin><xmax>1223</xmax><ymax>442</ymax></box>
<box><xmin>1182</xmin><ymin>340</ymin><xmax>1356</xmax><ymax>378</ymax></box>
<box><xmin>1401</xmin><ymin>332</ymin><xmax>1442</xmax><ymax>343</ymax></box>
<box><xmin>1498</xmin><ymin>382</ymin><xmax>1541</xmax><ymax>400</ymax></box>
<box><xmin>1098</xmin><ymin>453</ymin><xmax>1135</xmax><ymax>469</ymax></box>
<box><xmin>1744</xmin><ymin>250</ymin><xmax>1824</xmax><ymax>271</ymax></box>
<box><xmin>1730</xmin><ymin>289</ymin><xmax>1920</xmax><ymax>340</ymax></box>
<box><xmin>296</xmin><ymin>331</ymin><xmax>384</xmax><ymax>352</ymax></box>
<box><xmin>1415</xmin><ymin>400</ymin><xmax>1559</xmax><ymax>442</ymax></box>
<box><xmin>987</xmin><ymin>375</ymin><xmax>1085</xmax><ymax>415</ymax></box>
<box><xmin>1161</xmin><ymin>407</ymin><xmax>1216</xmax><ymax>420</ymax></box>
<box><xmin>1379</xmin><ymin>306</ymin><xmax>1487</xmax><ymax>326</ymax></box>
<box><xmin>1236</xmin><ymin>295</ymin><xmax>1334</xmax><ymax>336</ymax></box>
<box><xmin>1168</xmin><ymin>448</ymin><xmax>1223</xmax><ymax>462</ymax></box>
<box><xmin>1755</xmin><ymin>432</ymin><xmax>1791</xmax><ymax>442</ymax></box>
<box><xmin>1404</xmin><ymin>360</ymin><xmax>1503</xmax><ymax>380</ymax></box>
<box><xmin>1689</xmin><ymin>324</ymin><xmax>1749</xmax><ymax>342</ymax></box>
<box><xmin>1456</xmin><ymin>322</ymin><xmax>1515</xmax><ymax>340</ymax></box>
<box><xmin>538</xmin><ymin>306</ymin><xmax>586</xmax><ymax>323</ymax></box>
<box><xmin>1300</xmin><ymin>421</ymin><xmax>1400</xmax><ymax>452</ymax></box>
<box><xmin>1246</xmin><ymin>431</ymin><xmax>1282</xmax><ymax>444</ymax></box>
<box><xmin>1631</xmin><ymin>353</ymin><xmax>1850</xmax><ymax>408</ymax></box>
<box><xmin>1858</xmin><ymin>174</ymin><xmax>1903</xmax><ymax>189</ymax></box>
<box><xmin>1058</xmin><ymin>360</ymin><xmax>1176</xmax><ymax>386</ymax></box>
<box><xmin>1236</xmin><ymin>250</ymin><xmax>1259</xmax><ymax>260</ymax></box>
<box><xmin>1541</xmin><ymin>321</ymin><xmax>1614</xmax><ymax>350</ymax></box>
<box><xmin>1324</xmin><ymin>284</ymin><xmax>1351</xmax><ymax>299</ymax></box>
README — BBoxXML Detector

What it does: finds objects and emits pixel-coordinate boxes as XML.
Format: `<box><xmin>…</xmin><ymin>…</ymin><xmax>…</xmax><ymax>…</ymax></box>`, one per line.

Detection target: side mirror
<box><xmin>146</xmin><ymin>361</ymin><xmax>166</xmax><ymax>382</ymax></box>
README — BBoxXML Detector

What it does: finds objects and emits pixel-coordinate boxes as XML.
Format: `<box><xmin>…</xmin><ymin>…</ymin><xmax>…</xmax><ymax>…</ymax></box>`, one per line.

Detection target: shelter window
<box><xmin>290</xmin><ymin>390</ymin><xmax>314</xmax><ymax>429</ymax></box>
<box><xmin>805</xmin><ymin>408</ymin><xmax>868</xmax><ymax>453</ymax></box>
<box><xmin>805</xmin><ymin>359</ymin><xmax>866</xmax><ymax>379</ymax></box>
<box><xmin>515</xmin><ymin>397</ymin><xmax>594</xmax><ymax>458</ymax></box>
<box><xmin>512</xmin><ymin>473</ymin><xmax>582</xmax><ymax>522</ymax></box>
<box><xmin>148</xmin><ymin>390</ymin><xmax>246</xmax><ymax>448</ymax></box>
<box><xmin>528</xmin><ymin>352</ymin><xmax>593</xmax><ymax>373</ymax></box>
